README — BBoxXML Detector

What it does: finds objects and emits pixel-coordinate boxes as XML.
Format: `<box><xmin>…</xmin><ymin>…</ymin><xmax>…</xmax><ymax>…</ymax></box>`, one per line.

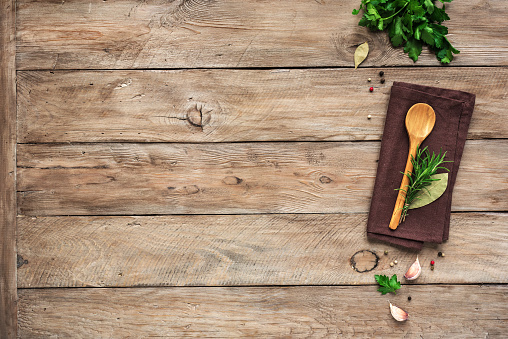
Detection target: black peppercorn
<box><xmin>380</xmin><ymin>78</ymin><xmax>385</xmax><ymax>84</ymax></box>
<box><xmin>408</xmin><ymin>296</ymin><xmax>412</xmax><ymax>301</ymax></box>
<box><xmin>379</xmin><ymin>71</ymin><xmax>384</xmax><ymax>77</ymax></box>
<box><xmin>438</xmin><ymin>252</ymin><xmax>443</xmax><ymax>257</ymax></box>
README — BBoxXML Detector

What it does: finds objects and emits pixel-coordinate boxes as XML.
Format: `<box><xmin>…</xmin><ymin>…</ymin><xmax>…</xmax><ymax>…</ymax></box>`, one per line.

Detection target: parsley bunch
<box><xmin>352</xmin><ymin>0</ymin><xmax>460</xmax><ymax>63</ymax></box>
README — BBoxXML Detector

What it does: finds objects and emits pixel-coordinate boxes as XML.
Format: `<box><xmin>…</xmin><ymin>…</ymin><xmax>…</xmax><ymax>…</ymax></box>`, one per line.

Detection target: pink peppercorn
<box><xmin>369</xmin><ymin>87</ymin><xmax>374</xmax><ymax>92</ymax></box>
<box><xmin>430</xmin><ymin>260</ymin><xmax>435</xmax><ymax>265</ymax></box>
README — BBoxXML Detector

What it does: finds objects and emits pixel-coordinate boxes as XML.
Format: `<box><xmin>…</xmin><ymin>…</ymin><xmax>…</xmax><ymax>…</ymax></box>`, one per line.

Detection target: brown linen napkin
<box><xmin>367</xmin><ymin>82</ymin><xmax>476</xmax><ymax>250</ymax></box>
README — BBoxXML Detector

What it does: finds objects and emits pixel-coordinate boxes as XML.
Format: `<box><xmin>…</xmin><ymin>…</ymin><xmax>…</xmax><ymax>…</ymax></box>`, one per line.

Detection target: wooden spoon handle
<box><xmin>389</xmin><ymin>141</ymin><xmax>419</xmax><ymax>230</ymax></box>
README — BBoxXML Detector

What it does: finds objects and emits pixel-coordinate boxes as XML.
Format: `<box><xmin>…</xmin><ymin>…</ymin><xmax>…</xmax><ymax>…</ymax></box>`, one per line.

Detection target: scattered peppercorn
<box><xmin>408</xmin><ymin>296</ymin><xmax>412</xmax><ymax>301</ymax></box>
<box><xmin>367</xmin><ymin>115</ymin><xmax>372</xmax><ymax>119</ymax></box>
<box><xmin>390</xmin><ymin>262</ymin><xmax>394</xmax><ymax>267</ymax></box>
<box><xmin>430</xmin><ymin>260</ymin><xmax>435</xmax><ymax>265</ymax></box>
<box><xmin>384</xmin><ymin>250</ymin><xmax>388</xmax><ymax>255</ymax></box>
<box><xmin>368</xmin><ymin>78</ymin><xmax>372</xmax><ymax>82</ymax></box>
<box><xmin>380</xmin><ymin>78</ymin><xmax>385</xmax><ymax>84</ymax></box>
<box><xmin>379</xmin><ymin>71</ymin><xmax>384</xmax><ymax>77</ymax></box>
<box><xmin>394</xmin><ymin>260</ymin><xmax>398</xmax><ymax>265</ymax></box>
<box><xmin>438</xmin><ymin>252</ymin><xmax>443</xmax><ymax>257</ymax></box>
<box><xmin>430</xmin><ymin>266</ymin><xmax>435</xmax><ymax>270</ymax></box>
<box><xmin>369</xmin><ymin>87</ymin><xmax>374</xmax><ymax>92</ymax></box>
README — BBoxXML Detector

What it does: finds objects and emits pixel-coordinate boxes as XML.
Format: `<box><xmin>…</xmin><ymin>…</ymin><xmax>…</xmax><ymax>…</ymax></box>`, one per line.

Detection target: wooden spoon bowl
<box><xmin>389</xmin><ymin>103</ymin><xmax>436</xmax><ymax>230</ymax></box>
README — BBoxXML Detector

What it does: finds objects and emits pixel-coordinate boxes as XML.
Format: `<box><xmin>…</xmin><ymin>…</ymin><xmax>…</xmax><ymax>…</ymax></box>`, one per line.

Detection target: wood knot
<box><xmin>222</xmin><ymin>176</ymin><xmax>243</xmax><ymax>185</ymax></box>
<box><xmin>183</xmin><ymin>185</ymin><xmax>200</xmax><ymax>195</ymax></box>
<box><xmin>187</xmin><ymin>103</ymin><xmax>212</xmax><ymax>129</ymax></box>
<box><xmin>319</xmin><ymin>176</ymin><xmax>333</xmax><ymax>184</ymax></box>
<box><xmin>350</xmin><ymin>250</ymin><xmax>379</xmax><ymax>273</ymax></box>
<box><xmin>167</xmin><ymin>185</ymin><xmax>200</xmax><ymax>195</ymax></box>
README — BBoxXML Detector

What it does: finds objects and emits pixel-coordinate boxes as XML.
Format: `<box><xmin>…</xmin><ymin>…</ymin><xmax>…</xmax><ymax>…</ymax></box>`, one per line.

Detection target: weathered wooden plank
<box><xmin>18</xmin><ymin>285</ymin><xmax>508</xmax><ymax>338</ymax></box>
<box><xmin>17</xmin><ymin>68</ymin><xmax>508</xmax><ymax>143</ymax></box>
<box><xmin>16</xmin><ymin>140</ymin><xmax>508</xmax><ymax>216</ymax></box>
<box><xmin>17</xmin><ymin>212</ymin><xmax>508</xmax><ymax>288</ymax></box>
<box><xmin>0</xmin><ymin>0</ymin><xmax>17</xmax><ymax>336</ymax></box>
<box><xmin>16</xmin><ymin>0</ymin><xmax>508</xmax><ymax>69</ymax></box>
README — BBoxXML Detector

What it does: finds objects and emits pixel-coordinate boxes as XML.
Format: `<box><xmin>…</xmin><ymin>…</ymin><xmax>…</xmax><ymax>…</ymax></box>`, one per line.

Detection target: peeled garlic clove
<box><xmin>389</xmin><ymin>303</ymin><xmax>409</xmax><ymax>321</ymax></box>
<box><xmin>404</xmin><ymin>256</ymin><xmax>421</xmax><ymax>280</ymax></box>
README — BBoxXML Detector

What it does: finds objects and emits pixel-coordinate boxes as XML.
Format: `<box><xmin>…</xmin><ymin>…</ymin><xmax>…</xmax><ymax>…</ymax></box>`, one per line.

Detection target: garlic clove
<box><xmin>389</xmin><ymin>303</ymin><xmax>409</xmax><ymax>321</ymax></box>
<box><xmin>404</xmin><ymin>256</ymin><xmax>421</xmax><ymax>280</ymax></box>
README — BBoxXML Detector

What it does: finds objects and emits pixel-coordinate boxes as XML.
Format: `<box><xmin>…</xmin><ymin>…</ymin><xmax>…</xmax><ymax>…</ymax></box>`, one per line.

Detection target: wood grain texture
<box><xmin>18</xmin><ymin>285</ymin><xmax>508</xmax><ymax>338</ymax></box>
<box><xmin>17</xmin><ymin>68</ymin><xmax>508</xmax><ymax>143</ymax></box>
<box><xmin>17</xmin><ymin>140</ymin><xmax>508</xmax><ymax>216</ymax></box>
<box><xmin>0</xmin><ymin>0</ymin><xmax>17</xmax><ymax>337</ymax></box>
<box><xmin>12</xmin><ymin>0</ymin><xmax>508</xmax><ymax>336</ymax></box>
<box><xmin>16</xmin><ymin>213</ymin><xmax>508</xmax><ymax>288</ymax></box>
<box><xmin>16</xmin><ymin>0</ymin><xmax>508</xmax><ymax>69</ymax></box>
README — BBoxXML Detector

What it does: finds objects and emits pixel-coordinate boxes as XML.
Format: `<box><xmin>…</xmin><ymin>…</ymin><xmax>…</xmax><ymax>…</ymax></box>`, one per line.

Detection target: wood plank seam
<box><xmin>12</xmin><ymin>65</ymin><xmax>508</xmax><ymax>72</ymax></box>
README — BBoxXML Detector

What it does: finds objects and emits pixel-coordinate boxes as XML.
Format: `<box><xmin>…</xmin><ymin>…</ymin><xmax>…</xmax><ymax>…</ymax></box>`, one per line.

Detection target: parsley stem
<box><xmin>381</xmin><ymin>2</ymin><xmax>408</xmax><ymax>21</ymax></box>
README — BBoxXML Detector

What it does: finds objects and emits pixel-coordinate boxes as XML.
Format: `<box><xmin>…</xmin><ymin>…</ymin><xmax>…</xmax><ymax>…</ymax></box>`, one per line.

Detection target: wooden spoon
<box><xmin>389</xmin><ymin>103</ymin><xmax>436</xmax><ymax>230</ymax></box>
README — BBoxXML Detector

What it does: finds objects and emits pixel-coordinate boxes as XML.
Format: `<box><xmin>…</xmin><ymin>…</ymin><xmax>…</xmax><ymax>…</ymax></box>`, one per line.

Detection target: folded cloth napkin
<box><xmin>367</xmin><ymin>82</ymin><xmax>476</xmax><ymax>250</ymax></box>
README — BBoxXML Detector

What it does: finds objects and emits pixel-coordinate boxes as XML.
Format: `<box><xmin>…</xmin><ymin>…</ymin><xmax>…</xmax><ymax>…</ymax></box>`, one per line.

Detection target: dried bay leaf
<box><xmin>354</xmin><ymin>42</ymin><xmax>369</xmax><ymax>69</ymax></box>
<box><xmin>409</xmin><ymin>173</ymin><xmax>448</xmax><ymax>210</ymax></box>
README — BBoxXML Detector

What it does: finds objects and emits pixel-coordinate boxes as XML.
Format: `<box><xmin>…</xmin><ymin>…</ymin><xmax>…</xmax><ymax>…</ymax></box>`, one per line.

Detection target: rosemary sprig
<box><xmin>396</xmin><ymin>146</ymin><xmax>452</xmax><ymax>224</ymax></box>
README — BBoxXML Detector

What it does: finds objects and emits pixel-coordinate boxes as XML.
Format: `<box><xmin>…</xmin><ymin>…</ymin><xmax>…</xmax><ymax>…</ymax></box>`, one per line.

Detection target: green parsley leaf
<box><xmin>424</xmin><ymin>0</ymin><xmax>435</xmax><ymax>14</ymax></box>
<box><xmin>409</xmin><ymin>0</ymin><xmax>425</xmax><ymax>18</ymax></box>
<box><xmin>430</xmin><ymin>5</ymin><xmax>450</xmax><ymax>23</ymax></box>
<box><xmin>414</xmin><ymin>22</ymin><xmax>427</xmax><ymax>40</ymax></box>
<box><xmin>434</xmin><ymin>36</ymin><xmax>460</xmax><ymax>63</ymax></box>
<box><xmin>389</xmin><ymin>16</ymin><xmax>407</xmax><ymax>46</ymax></box>
<box><xmin>402</xmin><ymin>12</ymin><xmax>414</xmax><ymax>35</ymax></box>
<box><xmin>367</xmin><ymin>4</ymin><xmax>382</xmax><ymax>21</ymax></box>
<box><xmin>421</xmin><ymin>26</ymin><xmax>436</xmax><ymax>46</ymax></box>
<box><xmin>404</xmin><ymin>37</ymin><xmax>423</xmax><ymax>61</ymax></box>
<box><xmin>375</xmin><ymin>274</ymin><xmax>402</xmax><ymax>295</ymax></box>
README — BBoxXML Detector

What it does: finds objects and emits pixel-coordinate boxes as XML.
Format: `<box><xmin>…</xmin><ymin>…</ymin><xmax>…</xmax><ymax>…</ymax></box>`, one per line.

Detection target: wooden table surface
<box><xmin>2</xmin><ymin>0</ymin><xmax>507</xmax><ymax>337</ymax></box>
